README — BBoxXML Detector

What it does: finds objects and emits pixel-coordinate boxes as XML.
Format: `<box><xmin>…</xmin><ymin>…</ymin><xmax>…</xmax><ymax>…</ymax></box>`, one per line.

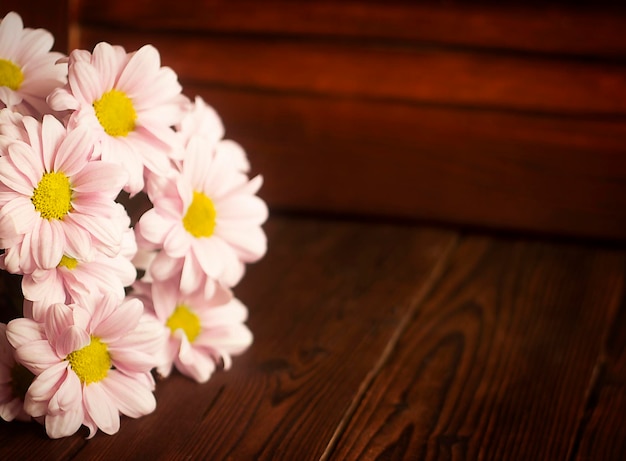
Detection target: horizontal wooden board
<box><xmin>329</xmin><ymin>234</ymin><xmax>626</xmax><ymax>460</ymax></box>
<box><xmin>1</xmin><ymin>2</ymin><xmax>68</xmax><ymax>52</ymax></box>
<box><xmin>185</xmin><ymin>87</ymin><xmax>626</xmax><ymax>240</ymax></box>
<box><xmin>76</xmin><ymin>28</ymin><xmax>626</xmax><ymax>115</ymax></box>
<box><xmin>74</xmin><ymin>0</ymin><xmax>626</xmax><ymax>58</ymax></box>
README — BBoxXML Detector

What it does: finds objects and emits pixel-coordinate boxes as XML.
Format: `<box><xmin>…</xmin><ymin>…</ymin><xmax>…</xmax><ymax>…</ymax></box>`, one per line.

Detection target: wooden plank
<box><xmin>328</xmin><ymin>235</ymin><xmax>626</xmax><ymax>460</ymax></box>
<box><xmin>75</xmin><ymin>28</ymin><xmax>626</xmax><ymax>115</ymax></box>
<box><xmin>1</xmin><ymin>1</ymin><xmax>69</xmax><ymax>53</ymax></box>
<box><xmin>74</xmin><ymin>1</ymin><xmax>626</xmax><ymax>58</ymax></box>
<box><xmin>0</xmin><ymin>217</ymin><xmax>457</xmax><ymax>459</ymax></box>
<box><xmin>186</xmin><ymin>87</ymin><xmax>626</xmax><ymax>240</ymax></box>
<box><xmin>574</xmin><ymin>294</ymin><xmax>626</xmax><ymax>460</ymax></box>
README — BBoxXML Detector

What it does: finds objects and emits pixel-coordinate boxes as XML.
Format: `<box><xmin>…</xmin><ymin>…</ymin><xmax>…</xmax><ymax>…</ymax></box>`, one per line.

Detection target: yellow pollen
<box><xmin>0</xmin><ymin>58</ymin><xmax>24</xmax><ymax>90</ymax></box>
<box><xmin>93</xmin><ymin>89</ymin><xmax>137</xmax><ymax>137</ymax></box>
<box><xmin>66</xmin><ymin>337</ymin><xmax>111</xmax><ymax>385</ymax></box>
<box><xmin>11</xmin><ymin>363</ymin><xmax>34</xmax><ymax>400</ymax></box>
<box><xmin>166</xmin><ymin>305</ymin><xmax>201</xmax><ymax>343</ymax></box>
<box><xmin>182</xmin><ymin>191</ymin><xmax>216</xmax><ymax>238</ymax></box>
<box><xmin>58</xmin><ymin>255</ymin><xmax>78</xmax><ymax>270</ymax></box>
<box><xmin>31</xmin><ymin>171</ymin><xmax>72</xmax><ymax>220</ymax></box>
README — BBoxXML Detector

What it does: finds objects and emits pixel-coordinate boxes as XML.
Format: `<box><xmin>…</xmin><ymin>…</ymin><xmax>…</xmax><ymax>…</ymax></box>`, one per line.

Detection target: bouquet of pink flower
<box><xmin>0</xmin><ymin>11</ymin><xmax>267</xmax><ymax>438</ymax></box>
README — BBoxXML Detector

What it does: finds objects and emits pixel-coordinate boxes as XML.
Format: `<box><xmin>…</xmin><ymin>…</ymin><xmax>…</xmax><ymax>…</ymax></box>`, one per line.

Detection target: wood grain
<box><xmin>74</xmin><ymin>0</ymin><xmax>626</xmax><ymax>58</ymax></box>
<box><xmin>75</xmin><ymin>28</ymin><xmax>626</xmax><ymax>115</ymax></box>
<box><xmin>0</xmin><ymin>216</ymin><xmax>457</xmax><ymax>460</ymax></box>
<box><xmin>574</xmin><ymin>288</ymin><xmax>626</xmax><ymax>460</ymax></box>
<box><xmin>328</xmin><ymin>234</ymin><xmax>626</xmax><ymax>460</ymax></box>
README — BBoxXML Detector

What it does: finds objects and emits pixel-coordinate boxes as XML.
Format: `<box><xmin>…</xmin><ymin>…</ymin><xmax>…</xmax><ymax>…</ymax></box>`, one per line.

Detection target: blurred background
<box><xmin>7</xmin><ymin>0</ymin><xmax>626</xmax><ymax>241</ymax></box>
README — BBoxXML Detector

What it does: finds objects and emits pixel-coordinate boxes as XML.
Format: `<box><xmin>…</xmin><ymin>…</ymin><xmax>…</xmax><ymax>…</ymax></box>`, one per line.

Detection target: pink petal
<box><xmin>108</xmin><ymin>348</ymin><xmax>157</xmax><ymax>374</ymax></box>
<box><xmin>0</xmin><ymin>149</ymin><xmax>34</xmax><ymax>195</ymax></box>
<box><xmin>101</xmin><ymin>370</ymin><xmax>156</xmax><ymax>418</ymax></box>
<box><xmin>93</xmin><ymin>298</ymin><xmax>142</xmax><ymax>341</ymax></box>
<box><xmin>47</xmin><ymin>370</ymin><xmax>81</xmax><ymax>414</ymax></box>
<box><xmin>55</xmin><ymin>325</ymin><xmax>90</xmax><ymax>358</ymax></box>
<box><xmin>0</xmin><ymin>196</ymin><xmax>38</xmax><ymax>238</ymax></box>
<box><xmin>180</xmin><ymin>253</ymin><xmax>205</xmax><ymax>293</ymax></box>
<box><xmin>47</xmin><ymin>87</ymin><xmax>79</xmax><ymax>112</ymax></box>
<box><xmin>33</xmin><ymin>219</ymin><xmax>64</xmax><ymax>269</ymax></box>
<box><xmin>163</xmin><ymin>225</ymin><xmax>191</xmax><ymax>258</ymax></box>
<box><xmin>69</xmin><ymin>60</ymin><xmax>102</xmax><ymax>104</ymax></box>
<box><xmin>149</xmin><ymin>251</ymin><xmax>183</xmax><ymax>282</ymax></box>
<box><xmin>24</xmin><ymin>361</ymin><xmax>68</xmax><ymax>417</ymax></box>
<box><xmin>175</xmin><ymin>334</ymin><xmax>215</xmax><ymax>383</ymax></box>
<box><xmin>71</xmin><ymin>161</ymin><xmax>126</xmax><ymax>195</ymax></box>
<box><xmin>43</xmin><ymin>302</ymin><xmax>74</xmax><ymax>346</ymax></box>
<box><xmin>45</xmin><ymin>405</ymin><xmax>84</xmax><ymax>439</ymax></box>
<box><xmin>117</xmin><ymin>45</ymin><xmax>160</xmax><ymax>96</ymax></box>
<box><xmin>5</xmin><ymin>318</ymin><xmax>44</xmax><ymax>348</ymax></box>
<box><xmin>83</xmin><ymin>383</ymin><xmax>120</xmax><ymax>435</ymax></box>
<box><xmin>53</xmin><ymin>125</ymin><xmax>93</xmax><ymax>176</ymax></box>
<box><xmin>138</xmin><ymin>209</ymin><xmax>173</xmax><ymax>245</ymax></box>
<box><xmin>91</xmin><ymin>42</ymin><xmax>121</xmax><ymax>90</ymax></box>
<box><xmin>40</xmin><ymin>115</ymin><xmax>66</xmax><ymax>171</ymax></box>
<box><xmin>5</xmin><ymin>138</ymin><xmax>43</xmax><ymax>188</ymax></box>
<box><xmin>14</xmin><ymin>340</ymin><xmax>60</xmax><ymax>374</ymax></box>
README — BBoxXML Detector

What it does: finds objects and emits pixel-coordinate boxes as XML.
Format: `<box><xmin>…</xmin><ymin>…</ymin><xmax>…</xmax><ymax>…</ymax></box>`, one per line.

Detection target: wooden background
<box><xmin>7</xmin><ymin>0</ymin><xmax>626</xmax><ymax>240</ymax></box>
<box><xmin>63</xmin><ymin>0</ymin><xmax>626</xmax><ymax>241</ymax></box>
<box><xmin>1</xmin><ymin>1</ymin><xmax>626</xmax><ymax>460</ymax></box>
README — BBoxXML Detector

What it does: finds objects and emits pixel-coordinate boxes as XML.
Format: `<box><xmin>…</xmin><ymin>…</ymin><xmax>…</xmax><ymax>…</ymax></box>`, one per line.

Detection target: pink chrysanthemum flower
<box><xmin>0</xmin><ymin>114</ymin><xmax>129</xmax><ymax>275</ymax></box>
<box><xmin>5</xmin><ymin>295</ymin><xmax>167</xmax><ymax>438</ymax></box>
<box><xmin>134</xmin><ymin>279</ymin><xmax>252</xmax><ymax>383</ymax></box>
<box><xmin>137</xmin><ymin>135</ymin><xmax>268</xmax><ymax>293</ymax></box>
<box><xmin>0</xmin><ymin>323</ymin><xmax>33</xmax><ymax>422</ymax></box>
<box><xmin>0</xmin><ymin>11</ymin><xmax>67</xmax><ymax>118</ymax></box>
<box><xmin>174</xmin><ymin>95</ymin><xmax>250</xmax><ymax>173</ymax></box>
<box><xmin>21</xmin><ymin>228</ymin><xmax>138</xmax><ymax>321</ymax></box>
<box><xmin>47</xmin><ymin>42</ymin><xmax>184</xmax><ymax>195</ymax></box>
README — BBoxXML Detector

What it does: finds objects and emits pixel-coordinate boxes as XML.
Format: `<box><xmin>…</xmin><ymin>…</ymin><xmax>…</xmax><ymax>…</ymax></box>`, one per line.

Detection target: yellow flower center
<box><xmin>66</xmin><ymin>337</ymin><xmax>111</xmax><ymax>385</ymax></box>
<box><xmin>31</xmin><ymin>171</ymin><xmax>72</xmax><ymax>220</ymax></box>
<box><xmin>58</xmin><ymin>255</ymin><xmax>78</xmax><ymax>270</ymax></box>
<box><xmin>0</xmin><ymin>58</ymin><xmax>24</xmax><ymax>90</ymax></box>
<box><xmin>93</xmin><ymin>89</ymin><xmax>137</xmax><ymax>137</ymax></box>
<box><xmin>166</xmin><ymin>305</ymin><xmax>201</xmax><ymax>343</ymax></box>
<box><xmin>182</xmin><ymin>191</ymin><xmax>216</xmax><ymax>238</ymax></box>
<box><xmin>11</xmin><ymin>363</ymin><xmax>34</xmax><ymax>400</ymax></box>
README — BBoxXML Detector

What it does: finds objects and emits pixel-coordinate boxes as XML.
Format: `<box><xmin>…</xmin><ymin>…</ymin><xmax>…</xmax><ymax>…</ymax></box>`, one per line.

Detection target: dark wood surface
<box><xmin>1</xmin><ymin>215</ymin><xmax>625</xmax><ymax>460</ymax></box>
<box><xmin>1</xmin><ymin>2</ymin><xmax>625</xmax><ymax>459</ymax></box>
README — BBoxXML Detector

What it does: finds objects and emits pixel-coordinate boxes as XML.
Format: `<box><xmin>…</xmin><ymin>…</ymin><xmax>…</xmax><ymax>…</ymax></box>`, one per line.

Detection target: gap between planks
<box><xmin>566</xmin><ymin>277</ymin><xmax>626</xmax><ymax>461</ymax></box>
<box><xmin>319</xmin><ymin>233</ymin><xmax>461</xmax><ymax>461</ymax></box>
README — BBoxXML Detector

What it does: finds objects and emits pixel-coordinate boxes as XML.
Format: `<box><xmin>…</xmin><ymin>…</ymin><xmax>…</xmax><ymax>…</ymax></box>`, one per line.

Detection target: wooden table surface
<box><xmin>1</xmin><ymin>214</ymin><xmax>625</xmax><ymax>460</ymax></box>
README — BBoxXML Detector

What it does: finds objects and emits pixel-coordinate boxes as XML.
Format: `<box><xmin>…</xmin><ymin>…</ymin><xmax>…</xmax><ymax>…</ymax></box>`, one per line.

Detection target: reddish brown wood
<box><xmin>1</xmin><ymin>1</ymin><xmax>69</xmax><ymax>52</ymax></box>
<box><xmin>0</xmin><ymin>217</ymin><xmax>457</xmax><ymax>459</ymax></box>
<box><xmin>574</xmin><ymin>295</ymin><xmax>626</xmax><ymax>460</ymax></box>
<box><xmin>74</xmin><ymin>1</ymin><xmax>626</xmax><ymax>58</ymax></box>
<box><xmin>75</xmin><ymin>28</ymin><xmax>626</xmax><ymax>115</ymax></box>
<box><xmin>187</xmin><ymin>87</ymin><xmax>626</xmax><ymax>241</ymax></box>
<box><xmin>329</xmin><ymin>235</ymin><xmax>626</xmax><ymax>460</ymax></box>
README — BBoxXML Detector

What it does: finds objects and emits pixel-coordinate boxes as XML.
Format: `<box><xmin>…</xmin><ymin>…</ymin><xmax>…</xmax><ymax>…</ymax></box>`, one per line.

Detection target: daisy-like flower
<box><xmin>134</xmin><ymin>278</ymin><xmax>252</xmax><ymax>383</ymax></box>
<box><xmin>47</xmin><ymin>42</ymin><xmax>184</xmax><ymax>195</ymax></box>
<box><xmin>0</xmin><ymin>114</ymin><xmax>129</xmax><ymax>275</ymax></box>
<box><xmin>21</xmin><ymin>228</ymin><xmax>138</xmax><ymax>321</ymax></box>
<box><xmin>137</xmin><ymin>135</ymin><xmax>268</xmax><ymax>293</ymax></box>
<box><xmin>5</xmin><ymin>295</ymin><xmax>167</xmax><ymax>438</ymax></box>
<box><xmin>0</xmin><ymin>11</ymin><xmax>67</xmax><ymax>118</ymax></box>
<box><xmin>0</xmin><ymin>323</ymin><xmax>33</xmax><ymax>422</ymax></box>
<box><xmin>174</xmin><ymin>95</ymin><xmax>250</xmax><ymax>173</ymax></box>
